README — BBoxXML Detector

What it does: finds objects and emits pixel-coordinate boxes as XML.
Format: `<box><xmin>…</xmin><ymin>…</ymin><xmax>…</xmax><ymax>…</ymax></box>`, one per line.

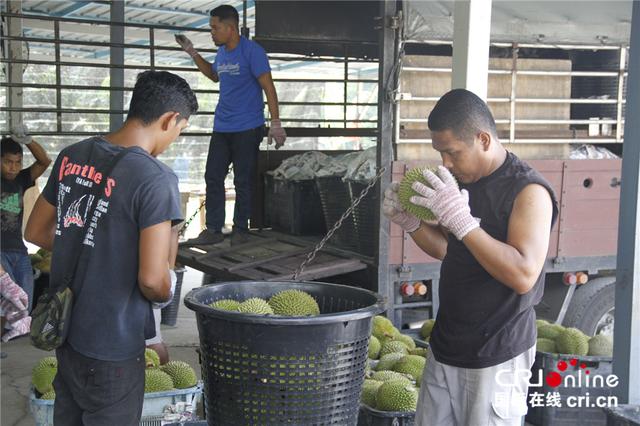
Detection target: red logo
<box><xmin>545</xmin><ymin>358</ymin><xmax>590</xmax><ymax>388</ymax></box>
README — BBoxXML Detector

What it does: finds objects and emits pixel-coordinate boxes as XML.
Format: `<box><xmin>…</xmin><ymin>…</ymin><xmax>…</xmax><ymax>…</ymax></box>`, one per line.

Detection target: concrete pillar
<box><xmin>451</xmin><ymin>0</ymin><xmax>492</xmax><ymax>100</ymax></box>
<box><xmin>7</xmin><ymin>0</ymin><xmax>23</xmax><ymax>128</ymax></box>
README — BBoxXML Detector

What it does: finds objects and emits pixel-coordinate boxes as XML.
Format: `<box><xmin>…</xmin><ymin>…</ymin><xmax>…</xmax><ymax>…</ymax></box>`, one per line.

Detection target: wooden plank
<box><xmin>270</xmin><ymin>259</ymin><xmax>366</xmax><ymax>281</ymax></box>
<box><xmin>227</xmin><ymin>247</ymin><xmax>312</xmax><ymax>272</ymax></box>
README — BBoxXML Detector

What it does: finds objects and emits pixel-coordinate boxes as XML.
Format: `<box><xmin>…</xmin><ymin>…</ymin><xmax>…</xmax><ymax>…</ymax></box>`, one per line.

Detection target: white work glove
<box><xmin>152</xmin><ymin>269</ymin><xmax>177</xmax><ymax>310</ymax></box>
<box><xmin>174</xmin><ymin>34</ymin><xmax>198</xmax><ymax>58</ymax></box>
<box><xmin>410</xmin><ymin>166</ymin><xmax>479</xmax><ymax>240</ymax></box>
<box><xmin>267</xmin><ymin>119</ymin><xmax>287</xmax><ymax>149</ymax></box>
<box><xmin>10</xmin><ymin>124</ymin><xmax>32</xmax><ymax>145</ymax></box>
<box><xmin>382</xmin><ymin>182</ymin><xmax>420</xmax><ymax>233</ymax></box>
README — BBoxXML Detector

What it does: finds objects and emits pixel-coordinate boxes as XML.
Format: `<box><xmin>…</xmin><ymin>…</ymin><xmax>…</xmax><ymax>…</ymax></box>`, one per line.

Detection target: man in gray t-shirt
<box><xmin>26</xmin><ymin>71</ymin><xmax>198</xmax><ymax>426</ymax></box>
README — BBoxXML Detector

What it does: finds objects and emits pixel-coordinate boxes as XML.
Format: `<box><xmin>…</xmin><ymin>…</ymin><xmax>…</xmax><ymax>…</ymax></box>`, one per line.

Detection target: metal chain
<box><xmin>292</xmin><ymin>166</ymin><xmax>387</xmax><ymax>280</ymax></box>
<box><xmin>179</xmin><ymin>199</ymin><xmax>205</xmax><ymax>238</ymax></box>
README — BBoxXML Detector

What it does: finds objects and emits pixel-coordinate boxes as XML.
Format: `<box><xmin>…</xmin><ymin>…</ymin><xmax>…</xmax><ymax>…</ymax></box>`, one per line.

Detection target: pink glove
<box><xmin>2</xmin><ymin>316</ymin><xmax>31</xmax><ymax>342</ymax></box>
<box><xmin>0</xmin><ymin>272</ymin><xmax>28</xmax><ymax>311</ymax></box>
<box><xmin>410</xmin><ymin>166</ymin><xmax>479</xmax><ymax>240</ymax></box>
<box><xmin>267</xmin><ymin>119</ymin><xmax>287</xmax><ymax>149</ymax></box>
<box><xmin>175</xmin><ymin>34</ymin><xmax>198</xmax><ymax>58</ymax></box>
<box><xmin>383</xmin><ymin>182</ymin><xmax>420</xmax><ymax>233</ymax></box>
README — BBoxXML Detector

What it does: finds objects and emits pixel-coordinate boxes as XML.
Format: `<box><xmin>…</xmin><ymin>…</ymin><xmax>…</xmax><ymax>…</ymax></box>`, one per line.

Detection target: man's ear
<box><xmin>159</xmin><ymin>111</ymin><xmax>180</xmax><ymax>131</ymax></box>
<box><xmin>477</xmin><ymin>131</ymin><xmax>492</xmax><ymax>151</ymax></box>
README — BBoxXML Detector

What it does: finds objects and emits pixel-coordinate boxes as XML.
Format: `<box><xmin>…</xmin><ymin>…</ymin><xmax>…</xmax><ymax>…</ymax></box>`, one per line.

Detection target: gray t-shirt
<box><xmin>42</xmin><ymin>137</ymin><xmax>183</xmax><ymax>361</ymax></box>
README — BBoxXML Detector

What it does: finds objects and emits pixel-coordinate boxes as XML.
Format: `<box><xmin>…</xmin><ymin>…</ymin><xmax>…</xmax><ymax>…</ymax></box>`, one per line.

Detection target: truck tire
<box><xmin>562</xmin><ymin>276</ymin><xmax>615</xmax><ymax>336</ymax></box>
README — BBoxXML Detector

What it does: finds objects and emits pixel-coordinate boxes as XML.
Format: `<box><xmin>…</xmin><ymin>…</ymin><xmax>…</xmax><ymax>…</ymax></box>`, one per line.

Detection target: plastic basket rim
<box><xmin>29</xmin><ymin>382</ymin><xmax>203</xmax><ymax>407</ymax></box>
<box><xmin>184</xmin><ymin>280</ymin><xmax>386</xmax><ymax>325</ymax></box>
<box><xmin>536</xmin><ymin>350</ymin><xmax>613</xmax><ymax>362</ymax></box>
<box><xmin>360</xmin><ymin>403</ymin><xmax>416</xmax><ymax>418</ymax></box>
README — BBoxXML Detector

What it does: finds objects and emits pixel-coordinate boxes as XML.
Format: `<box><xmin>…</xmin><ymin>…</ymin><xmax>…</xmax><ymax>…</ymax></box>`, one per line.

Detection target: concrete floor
<box><xmin>0</xmin><ymin>267</ymin><xmax>206</xmax><ymax>426</ymax></box>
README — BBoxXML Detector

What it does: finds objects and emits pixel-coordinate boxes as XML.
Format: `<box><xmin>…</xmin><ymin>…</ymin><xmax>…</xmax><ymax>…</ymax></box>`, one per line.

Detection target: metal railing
<box><xmin>1</xmin><ymin>11</ymin><xmax>379</xmax><ymax>139</ymax></box>
<box><xmin>396</xmin><ymin>41</ymin><xmax>629</xmax><ymax>144</ymax></box>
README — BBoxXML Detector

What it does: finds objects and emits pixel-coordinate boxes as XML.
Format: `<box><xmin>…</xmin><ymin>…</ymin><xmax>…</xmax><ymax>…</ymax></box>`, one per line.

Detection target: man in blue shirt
<box><xmin>176</xmin><ymin>5</ymin><xmax>286</xmax><ymax>245</ymax></box>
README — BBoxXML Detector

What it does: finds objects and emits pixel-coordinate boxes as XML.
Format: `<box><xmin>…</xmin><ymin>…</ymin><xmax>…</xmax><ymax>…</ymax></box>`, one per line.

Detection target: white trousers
<box><xmin>416</xmin><ymin>345</ymin><xmax>535</xmax><ymax>426</ymax></box>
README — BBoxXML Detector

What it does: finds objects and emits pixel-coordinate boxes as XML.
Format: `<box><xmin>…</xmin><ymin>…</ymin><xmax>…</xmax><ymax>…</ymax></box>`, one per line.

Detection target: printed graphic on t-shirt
<box><xmin>218</xmin><ymin>62</ymin><xmax>240</xmax><ymax>76</ymax></box>
<box><xmin>1</xmin><ymin>192</ymin><xmax>22</xmax><ymax>233</ymax></box>
<box><xmin>55</xmin><ymin>156</ymin><xmax>118</xmax><ymax>248</ymax></box>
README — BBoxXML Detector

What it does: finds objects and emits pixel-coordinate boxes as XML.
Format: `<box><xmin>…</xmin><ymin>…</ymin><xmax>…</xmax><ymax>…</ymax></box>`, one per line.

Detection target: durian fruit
<box><xmin>210</xmin><ymin>299</ymin><xmax>241</xmax><ymax>311</ymax></box>
<box><xmin>268</xmin><ymin>289</ymin><xmax>320</xmax><ymax>316</ymax></box>
<box><xmin>393</xmin><ymin>334</ymin><xmax>416</xmax><ymax>350</ymax></box>
<box><xmin>538</xmin><ymin>324</ymin><xmax>565</xmax><ymax>340</ymax></box>
<box><xmin>375</xmin><ymin>380</ymin><xmax>419</xmax><ymax>412</ymax></box>
<box><xmin>368</xmin><ymin>335</ymin><xmax>381</xmax><ymax>360</ymax></box>
<box><xmin>420</xmin><ymin>319</ymin><xmax>435</xmax><ymax>340</ymax></box>
<box><xmin>392</xmin><ymin>355</ymin><xmax>426</xmax><ymax>384</ymax></box>
<box><xmin>536</xmin><ymin>338</ymin><xmax>557</xmax><ymax>353</ymax></box>
<box><xmin>361</xmin><ymin>379</ymin><xmax>383</xmax><ymax>408</ymax></box>
<box><xmin>145</xmin><ymin>348</ymin><xmax>160</xmax><ymax>368</ymax></box>
<box><xmin>145</xmin><ymin>368</ymin><xmax>174</xmax><ymax>393</ymax></box>
<box><xmin>556</xmin><ymin>327</ymin><xmax>589</xmax><ymax>356</ymax></box>
<box><xmin>588</xmin><ymin>334</ymin><xmax>613</xmax><ymax>357</ymax></box>
<box><xmin>536</xmin><ymin>319</ymin><xmax>550</xmax><ymax>329</ymax></box>
<box><xmin>161</xmin><ymin>361</ymin><xmax>197</xmax><ymax>389</ymax></box>
<box><xmin>398</xmin><ymin>167</ymin><xmax>447</xmax><ymax>221</ymax></box>
<box><xmin>370</xmin><ymin>370</ymin><xmax>413</xmax><ymax>385</ymax></box>
<box><xmin>237</xmin><ymin>298</ymin><xmax>274</xmax><ymax>315</ymax></box>
<box><xmin>41</xmin><ymin>390</ymin><xmax>56</xmax><ymax>400</ymax></box>
<box><xmin>409</xmin><ymin>347</ymin><xmax>428</xmax><ymax>357</ymax></box>
<box><xmin>372</xmin><ymin>316</ymin><xmax>397</xmax><ymax>341</ymax></box>
<box><xmin>375</xmin><ymin>353</ymin><xmax>406</xmax><ymax>371</ymax></box>
<box><xmin>32</xmin><ymin>357</ymin><xmax>58</xmax><ymax>395</ymax></box>
<box><xmin>379</xmin><ymin>340</ymin><xmax>409</xmax><ymax>358</ymax></box>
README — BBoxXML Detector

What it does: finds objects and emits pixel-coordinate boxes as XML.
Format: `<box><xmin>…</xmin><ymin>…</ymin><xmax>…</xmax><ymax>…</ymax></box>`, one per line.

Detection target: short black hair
<box><xmin>127</xmin><ymin>71</ymin><xmax>198</xmax><ymax>125</ymax></box>
<box><xmin>209</xmin><ymin>5</ymin><xmax>239</xmax><ymax>26</ymax></box>
<box><xmin>428</xmin><ymin>89</ymin><xmax>498</xmax><ymax>144</ymax></box>
<box><xmin>1</xmin><ymin>137</ymin><xmax>23</xmax><ymax>157</ymax></box>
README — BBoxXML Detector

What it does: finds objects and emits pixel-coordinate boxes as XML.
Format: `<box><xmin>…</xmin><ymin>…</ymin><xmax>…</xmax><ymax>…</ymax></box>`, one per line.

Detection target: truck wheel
<box><xmin>562</xmin><ymin>276</ymin><xmax>615</xmax><ymax>336</ymax></box>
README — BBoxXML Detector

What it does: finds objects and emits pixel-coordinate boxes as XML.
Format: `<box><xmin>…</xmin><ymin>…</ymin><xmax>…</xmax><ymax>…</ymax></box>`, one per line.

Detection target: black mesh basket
<box><xmin>315</xmin><ymin>176</ymin><xmax>359</xmax><ymax>252</ymax></box>
<box><xmin>161</xmin><ymin>267</ymin><xmax>186</xmax><ymax>327</ymax></box>
<box><xmin>346</xmin><ymin>179</ymin><xmax>379</xmax><ymax>258</ymax></box>
<box><xmin>184</xmin><ymin>281</ymin><xmax>385</xmax><ymax>426</ymax></box>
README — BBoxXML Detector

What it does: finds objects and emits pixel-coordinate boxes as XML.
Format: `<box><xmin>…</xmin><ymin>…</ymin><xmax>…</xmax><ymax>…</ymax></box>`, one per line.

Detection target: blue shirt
<box><xmin>42</xmin><ymin>137</ymin><xmax>183</xmax><ymax>361</ymax></box>
<box><xmin>212</xmin><ymin>36</ymin><xmax>270</xmax><ymax>132</ymax></box>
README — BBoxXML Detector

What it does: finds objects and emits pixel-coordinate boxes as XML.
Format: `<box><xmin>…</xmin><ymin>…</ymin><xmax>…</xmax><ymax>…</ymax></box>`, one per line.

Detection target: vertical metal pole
<box><xmin>509</xmin><ymin>43</ymin><xmax>518</xmax><ymax>143</ymax></box>
<box><xmin>377</xmin><ymin>0</ymin><xmax>397</xmax><ymax>321</ymax></box>
<box><xmin>241</xmin><ymin>0</ymin><xmax>250</xmax><ymax>38</ymax></box>
<box><xmin>344</xmin><ymin>45</ymin><xmax>349</xmax><ymax>129</ymax></box>
<box><xmin>613</xmin><ymin>0</ymin><xmax>640</xmax><ymax>405</ymax></box>
<box><xmin>54</xmin><ymin>21</ymin><xmax>62</xmax><ymax>133</ymax></box>
<box><xmin>110</xmin><ymin>1</ymin><xmax>125</xmax><ymax>131</ymax></box>
<box><xmin>616</xmin><ymin>47</ymin><xmax>626</xmax><ymax>143</ymax></box>
<box><xmin>149</xmin><ymin>28</ymin><xmax>155</xmax><ymax>71</ymax></box>
<box><xmin>7</xmin><ymin>0</ymin><xmax>24</xmax><ymax>129</ymax></box>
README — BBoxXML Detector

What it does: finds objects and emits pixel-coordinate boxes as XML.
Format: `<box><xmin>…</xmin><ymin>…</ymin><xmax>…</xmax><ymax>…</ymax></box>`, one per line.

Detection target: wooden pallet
<box><xmin>177</xmin><ymin>230</ymin><xmax>367</xmax><ymax>281</ymax></box>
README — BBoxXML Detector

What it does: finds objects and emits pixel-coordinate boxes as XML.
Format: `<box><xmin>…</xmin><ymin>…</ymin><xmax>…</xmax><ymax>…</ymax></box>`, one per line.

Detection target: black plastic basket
<box><xmin>184</xmin><ymin>281</ymin><xmax>385</xmax><ymax>426</ymax></box>
<box><xmin>315</xmin><ymin>176</ymin><xmax>359</xmax><ymax>252</ymax></box>
<box><xmin>264</xmin><ymin>174</ymin><xmax>326</xmax><ymax>235</ymax></box>
<box><xmin>358</xmin><ymin>404</ymin><xmax>415</xmax><ymax>426</ymax></box>
<box><xmin>161</xmin><ymin>267</ymin><xmax>186</xmax><ymax>327</ymax></box>
<box><xmin>346</xmin><ymin>179</ymin><xmax>379</xmax><ymax>257</ymax></box>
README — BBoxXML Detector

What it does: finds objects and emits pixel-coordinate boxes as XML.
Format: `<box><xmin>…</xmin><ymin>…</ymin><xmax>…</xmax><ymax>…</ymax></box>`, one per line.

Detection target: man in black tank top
<box><xmin>383</xmin><ymin>89</ymin><xmax>558</xmax><ymax>426</ymax></box>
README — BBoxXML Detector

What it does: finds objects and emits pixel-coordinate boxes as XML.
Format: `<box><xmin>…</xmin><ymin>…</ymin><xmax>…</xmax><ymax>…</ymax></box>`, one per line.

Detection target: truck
<box><xmin>176</xmin><ymin>1</ymin><xmax>630</xmax><ymax>340</ymax></box>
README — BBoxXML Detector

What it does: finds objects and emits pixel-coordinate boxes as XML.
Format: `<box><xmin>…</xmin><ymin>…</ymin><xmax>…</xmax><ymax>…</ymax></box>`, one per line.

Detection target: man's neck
<box><xmin>224</xmin><ymin>33</ymin><xmax>241</xmax><ymax>51</ymax></box>
<box><xmin>103</xmin><ymin>121</ymin><xmax>155</xmax><ymax>155</ymax></box>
